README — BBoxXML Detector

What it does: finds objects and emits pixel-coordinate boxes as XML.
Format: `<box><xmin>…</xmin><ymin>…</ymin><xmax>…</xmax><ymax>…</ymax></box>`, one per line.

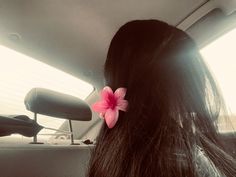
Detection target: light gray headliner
<box><xmin>0</xmin><ymin>0</ymin><xmax>207</xmax><ymax>89</ymax></box>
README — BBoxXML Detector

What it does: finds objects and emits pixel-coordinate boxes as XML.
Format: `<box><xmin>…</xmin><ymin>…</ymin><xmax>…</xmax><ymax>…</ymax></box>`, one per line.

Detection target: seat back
<box><xmin>0</xmin><ymin>144</ymin><xmax>92</xmax><ymax>177</ymax></box>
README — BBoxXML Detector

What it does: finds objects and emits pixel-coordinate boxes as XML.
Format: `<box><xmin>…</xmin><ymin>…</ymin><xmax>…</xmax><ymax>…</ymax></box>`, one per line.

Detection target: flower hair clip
<box><xmin>92</xmin><ymin>86</ymin><xmax>128</xmax><ymax>128</ymax></box>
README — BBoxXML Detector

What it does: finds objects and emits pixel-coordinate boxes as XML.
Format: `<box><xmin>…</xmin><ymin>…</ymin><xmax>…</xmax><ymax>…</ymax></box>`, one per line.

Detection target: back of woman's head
<box><xmin>87</xmin><ymin>20</ymin><xmax>236</xmax><ymax>177</ymax></box>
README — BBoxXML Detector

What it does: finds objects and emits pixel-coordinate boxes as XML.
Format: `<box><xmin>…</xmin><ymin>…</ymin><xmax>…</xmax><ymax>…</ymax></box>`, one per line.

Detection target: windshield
<box><xmin>0</xmin><ymin>45</ymin><xmax>94</xmax><ymax>143</ymax></box>
<box><xmin>200</xmin><ymin>27</ymin><xmax>236</xmax><ymax>133</ymax></box>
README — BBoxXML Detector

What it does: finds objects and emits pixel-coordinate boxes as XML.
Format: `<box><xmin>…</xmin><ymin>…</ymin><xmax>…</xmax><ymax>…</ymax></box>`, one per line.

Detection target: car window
<box><xmin>200</xmin><ymin>27</ymin><xmax>236</xmax><ymax>133</ymax></box>
<box><xmin>0</xmin><ymin>45</ymin><xmax>94</xmax><ymax>144</ymax></box>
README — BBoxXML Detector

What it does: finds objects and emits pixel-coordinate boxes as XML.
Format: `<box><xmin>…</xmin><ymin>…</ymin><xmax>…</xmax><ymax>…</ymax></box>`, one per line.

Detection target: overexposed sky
<box><xmin>200</xmin><ymin>28</ymin><xmax>236</xmax><ymax>114</ymax></box>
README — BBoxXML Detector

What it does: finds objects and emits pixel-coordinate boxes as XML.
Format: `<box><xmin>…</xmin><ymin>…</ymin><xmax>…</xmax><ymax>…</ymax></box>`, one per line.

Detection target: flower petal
<box><xmin>92</xmin><ymin>101</ymin><xmax>108</xmax><ymax>113</ymax></box>
<box><xmin>117</xmin><ymin>99</ymin><xmax>128</xmax><ymax>112</ymax></box>
<box><xmin>114</xmin><ymin>88</ymin><xmax>127</xmax><ymax>99</ymax></box>
<box><xmin>104</xmin><ymin>109</ymin><xmax>119</xmax><ymax>128</ymax></box>
<box><xmin>99</xmin><ymin>113</ymin><xmax>105</xmax><ymax>119</ymax></box>
<box><xmin>101</xmin><ymin>86</ymin><xmax>113</xmax><ymax>101</ymax></box>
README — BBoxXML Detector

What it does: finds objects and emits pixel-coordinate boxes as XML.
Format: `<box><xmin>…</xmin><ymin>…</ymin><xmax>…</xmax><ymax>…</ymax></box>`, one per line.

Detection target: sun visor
<box><xmin>24</xmin><ymin>88</ymin><xmax>92</xmax><ymax>121</ymax></box>
<box><xmin>214</xmin><ymin>0</ymin><xmax>236</xmax><ymax>15</ymax></box>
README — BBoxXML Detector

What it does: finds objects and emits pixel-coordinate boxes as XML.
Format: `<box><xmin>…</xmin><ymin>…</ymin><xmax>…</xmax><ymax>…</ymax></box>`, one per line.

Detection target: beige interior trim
<box><xmin>214</xmin><ymin>0</ymin><xmax>236</xmax><ymax>15</ymax></box>
<box><xmin>177</xmin><ymin>1</ymin><xmax>216</xmax><ymax>30</ymax></box>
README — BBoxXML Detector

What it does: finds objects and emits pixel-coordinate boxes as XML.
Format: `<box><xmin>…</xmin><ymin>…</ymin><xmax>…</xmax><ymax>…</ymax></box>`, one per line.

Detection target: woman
<box><xmin>88</xmin><ymin>20</ymin><xmax>236</xmax><ymax>177</ymax></box>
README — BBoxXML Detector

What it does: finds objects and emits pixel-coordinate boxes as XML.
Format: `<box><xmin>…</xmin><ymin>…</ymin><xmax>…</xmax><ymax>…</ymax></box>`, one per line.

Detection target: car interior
<box><xmin>0</xmin><ymin>0</ymin><xmax>236</xmax><ymax>177</ymax></box>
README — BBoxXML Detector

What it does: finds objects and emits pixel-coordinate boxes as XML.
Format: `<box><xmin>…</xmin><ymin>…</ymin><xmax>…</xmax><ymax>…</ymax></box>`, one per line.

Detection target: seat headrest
<box><xmin>24</xmin><ymin>88</ymin><xmax>92</xmax><ymax>121</ymax></box>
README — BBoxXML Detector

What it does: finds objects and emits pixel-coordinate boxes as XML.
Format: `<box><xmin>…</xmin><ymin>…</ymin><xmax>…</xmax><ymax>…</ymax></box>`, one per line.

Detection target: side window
<box><xmin>0</xmin><ymin>45</ymin><xmax>94</xmax><ymax>143</ymax></box>
<box><xmin>200</xmin><ymin>28</ymin><xmax>236</xmax><ymax>133</ymax></box>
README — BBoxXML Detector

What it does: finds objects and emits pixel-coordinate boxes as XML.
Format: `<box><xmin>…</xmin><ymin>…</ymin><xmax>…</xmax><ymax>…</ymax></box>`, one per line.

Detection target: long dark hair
<box><xmin>87</xmin><ymin>20</ymin><xmax>236</xmax><ymax>177</ymax></box>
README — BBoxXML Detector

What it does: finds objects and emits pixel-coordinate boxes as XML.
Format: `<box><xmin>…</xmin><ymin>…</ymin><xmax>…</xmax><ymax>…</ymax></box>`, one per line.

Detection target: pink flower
<box><xmin>92</xmin><ymin>86</ymin><xmax>128</xmax><ymax>128</ymax></box>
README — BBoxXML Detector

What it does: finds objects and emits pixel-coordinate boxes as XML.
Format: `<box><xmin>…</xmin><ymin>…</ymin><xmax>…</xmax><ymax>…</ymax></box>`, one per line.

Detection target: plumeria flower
<box><xmin>92</xmin><ymin>86</ymin><xmax>128</xmax><ymax>128</ymax></box>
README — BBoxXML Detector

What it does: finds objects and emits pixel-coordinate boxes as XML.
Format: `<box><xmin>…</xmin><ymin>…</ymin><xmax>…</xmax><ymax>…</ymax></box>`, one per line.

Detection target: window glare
<box><xmin>0</xmin><ymin>45</ymin><xmax>93</xmax><ymax>141</ymax></box>
<box><xmin>200</xmin><ymin>28</ymin><xmax>236</xmax><ymax>114</ymax></box>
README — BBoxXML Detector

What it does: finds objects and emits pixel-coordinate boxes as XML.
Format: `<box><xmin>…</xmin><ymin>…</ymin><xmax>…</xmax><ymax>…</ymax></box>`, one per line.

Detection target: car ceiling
<box><xmin>0</xmin><ymin>0</ymin><xmax>208</xmax><ymax>89</ymax></box>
